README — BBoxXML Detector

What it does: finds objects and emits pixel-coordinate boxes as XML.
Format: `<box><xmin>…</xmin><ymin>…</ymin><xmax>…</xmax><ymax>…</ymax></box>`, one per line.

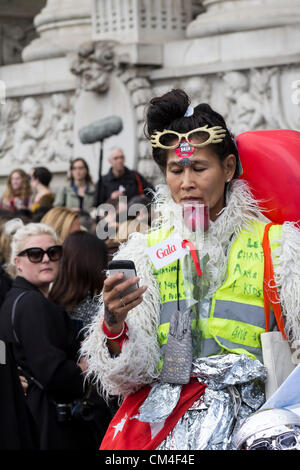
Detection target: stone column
<box><xmin>22</xmin><ymin>0</ymin><xmax>93</xmax><ymax>62</ymax></box>
<box><xmin>187</xmin><ymin>0</ymin><xmax>300</xmax><ymax>38</ymax></box>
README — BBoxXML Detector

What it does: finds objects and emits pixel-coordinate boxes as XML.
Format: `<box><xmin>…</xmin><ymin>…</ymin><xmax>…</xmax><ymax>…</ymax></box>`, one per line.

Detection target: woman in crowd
<box><xmin>82</xmin><ymin>89</ymin><xmax>300</xmax><ymax>450</ymax></box>
<box><xmin>50</xmin><ymin>230</ymin><xmax>108</xmax><ymax>329</ymax></box>
<box><xmin>30</xmin><ymin>167</ymin><xmax>55</xmax><ymax>212</ymax></box>
<box><xmin>41</xmin><ymin>206</ymin><xmax>81</xmax><ymax>243</ymax></box>
<box><xmin>54</xmin><ymin>158</ymin><xmax>95</xmax><ymax>212</ymax></box>
<box><xmin>50</xmin><ymin>230</ymin><xmax>115</xmax><ymax>442</ymax></box>
<box><xmin>0</xmin><ymin>169</ymin><xmax>31</xmax><ymax>212</ymax></box>
<box><xmin>0</xmin><ymin>220</ymin><xmax>98</xmax><ymax>449</ymax></box>
<box><xmin>116</xmin><ymin>194</ymin><xmax>153</xmax><ymax>244</ymax></box>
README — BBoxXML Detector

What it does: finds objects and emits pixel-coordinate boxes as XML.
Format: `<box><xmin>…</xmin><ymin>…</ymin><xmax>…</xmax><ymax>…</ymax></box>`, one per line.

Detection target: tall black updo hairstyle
<box><xmin>145</xmin><ymin>88</ymin><xmax>240</xmax><ymax>178</ymax></box>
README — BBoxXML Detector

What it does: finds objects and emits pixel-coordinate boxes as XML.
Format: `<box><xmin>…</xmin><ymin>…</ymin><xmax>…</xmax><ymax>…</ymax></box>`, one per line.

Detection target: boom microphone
<box><xmin>79</xmin><ymin>116</ymin><xmax>123</xmax><ymax>144</ymax></box>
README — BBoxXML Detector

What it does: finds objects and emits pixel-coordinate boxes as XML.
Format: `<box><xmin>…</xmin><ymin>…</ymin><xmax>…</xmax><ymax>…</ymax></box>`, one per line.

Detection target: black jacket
<box><xmin>94</xmin><ymin>166</ymin><xmax>154</xmax><ymax>206</ymax></box>
<box><xmin>0</xmin><ymin>276</ymin><xmax>97</xmax><ymax>450</ymax></box>
<box><xmin>0</xmin><ymin>266</ymin><xmax>12</xmax><ymax>308</ymax></box>
<box><xmin>0</xmin><ymin>343</ymin><xmax>37</xmax><ymax>449</ymax></box>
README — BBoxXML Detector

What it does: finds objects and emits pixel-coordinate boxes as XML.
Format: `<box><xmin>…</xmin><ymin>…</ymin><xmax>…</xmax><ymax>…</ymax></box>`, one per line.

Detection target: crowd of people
<box><xmin>0</xmin><ymin>148</ymin><xmax>154</xmax><ymax>450</ymax></box>
<box><xmin>1</xmin><ymin>88</ymin><xmax>300</xmax><ymax>451</ymax></box>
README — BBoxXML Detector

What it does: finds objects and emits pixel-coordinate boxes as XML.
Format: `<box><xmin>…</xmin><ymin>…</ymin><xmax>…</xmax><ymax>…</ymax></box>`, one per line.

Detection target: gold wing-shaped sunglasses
<box><xmin>150</xmin><ymin>125</ymin><xmax>226</xmax><ymax>150</ymax></box>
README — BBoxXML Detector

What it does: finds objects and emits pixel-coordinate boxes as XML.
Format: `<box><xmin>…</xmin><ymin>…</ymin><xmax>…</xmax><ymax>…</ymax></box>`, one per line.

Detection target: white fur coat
<box><xmin>81</xmin><ymin>180</ymin><xmax>300</xmax><ymax>399</ymax></box>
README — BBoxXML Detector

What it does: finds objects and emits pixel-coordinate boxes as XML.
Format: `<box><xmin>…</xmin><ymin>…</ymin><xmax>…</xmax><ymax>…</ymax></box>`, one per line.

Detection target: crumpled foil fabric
<box><xmin>132</xmin><ymin>382</ymin><xmax>182</xmax><ymax>423</ymax></box>
<box><xmin>133</xmin><ymin>354</ymin><xmax>267</xmax><ymax>450</ymax></box>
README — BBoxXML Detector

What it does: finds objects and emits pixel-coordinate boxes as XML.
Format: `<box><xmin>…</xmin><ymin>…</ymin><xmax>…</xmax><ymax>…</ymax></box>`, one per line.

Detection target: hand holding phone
<box><xmin>108</xmin><ymin>260</ymin><xmax>139</xmax><ymax>297</ymax></box>
<box><xmin>103</xmin><ymin>260</ymin><xmax>147</xmax><ymax>336</ymax></box>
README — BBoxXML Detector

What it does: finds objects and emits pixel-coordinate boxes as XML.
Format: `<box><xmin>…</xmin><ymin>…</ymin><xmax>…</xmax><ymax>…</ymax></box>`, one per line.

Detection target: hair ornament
<box><xmin>184</xmin><ymin>105</ymin><xmax>194</xmax><ymax>117</ymax></box>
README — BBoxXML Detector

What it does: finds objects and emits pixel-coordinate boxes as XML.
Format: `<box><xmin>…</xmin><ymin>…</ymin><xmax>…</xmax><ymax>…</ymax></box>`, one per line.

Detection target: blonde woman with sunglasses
<box><xmin>0</xmin><ymin>220</ymin><xmax>98</xmax><ymax>450</ymax></box>
<box><xmin>82</xmin><ymin>89</ymin><xmax>300</xmax><ymax>451</ymax></box>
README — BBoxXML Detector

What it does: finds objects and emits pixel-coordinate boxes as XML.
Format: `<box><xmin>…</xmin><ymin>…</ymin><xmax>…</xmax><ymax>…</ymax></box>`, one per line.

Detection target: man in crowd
<box><xmin>93</xmin><ymin>147</ymin><xmax>154</xmax><ymax>207</ymax></box>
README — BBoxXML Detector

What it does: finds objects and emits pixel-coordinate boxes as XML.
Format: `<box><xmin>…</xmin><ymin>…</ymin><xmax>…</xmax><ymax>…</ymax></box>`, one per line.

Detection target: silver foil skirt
<box><xmin>132</xmin><ymin>382</ymin><xmax>182</xmax><ymax>423</ymax></box>
<box><xmin>133</xmin><ymin>354</ymin><xmax>267</xmax><ymax>450</ymax></box>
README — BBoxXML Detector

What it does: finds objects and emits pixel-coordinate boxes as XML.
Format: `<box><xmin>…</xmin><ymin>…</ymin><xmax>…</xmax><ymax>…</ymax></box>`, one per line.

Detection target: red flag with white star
<box><xmin>100</xmin><ymin>381</ymin><xmax>206</xmax><ymax>450</ymax></box>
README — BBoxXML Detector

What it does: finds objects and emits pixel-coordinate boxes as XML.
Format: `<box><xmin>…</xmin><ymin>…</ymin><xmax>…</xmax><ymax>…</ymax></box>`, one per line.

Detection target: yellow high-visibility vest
<box><xmin>147</xmin><ymin>221</ymin><xmax>282</xmax><ymax>369</ymax></box>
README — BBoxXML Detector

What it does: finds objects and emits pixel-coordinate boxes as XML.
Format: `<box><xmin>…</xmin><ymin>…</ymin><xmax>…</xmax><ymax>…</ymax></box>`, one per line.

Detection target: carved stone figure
<box><xmin>13</xmin><ymin>97</ymin><xmax>49</xmax><ymax>164</ymax></box>
<box><xmin>70</xmin><ymin>41</ymin><xmax>116</xmax><ymax>93</ymax></box>
<box><xmin>184</xmin><ymin>76</ymin><xmax>212</xmax><ymax>105</ymax></box>
<box><xmin>5</xmin><ymin>93</ymin><xmax>75</xmax><ymax>165</ymax></box>
<box><xmin>1</xmin><ymin>23</ymin><xmax>33</xmax><ymax>65</ymax></box>
<box><xmin>44</xmin><ymin>93</ymin><xmax>74</xmax><ymax>162</ymax></box>
<box><xmin>0</xmin><ymin>99</ymin><xmax>21</xmax><ymax>159</ymax></box>
<box><xmin>249</xmin><ymin>68</ymin><xmax>279</xmax><ymax>128</ymax></box>
<box><xmin>223</xmin><ymin>71</ymin><xmax>266</xmax><ymax>134</ymax></box>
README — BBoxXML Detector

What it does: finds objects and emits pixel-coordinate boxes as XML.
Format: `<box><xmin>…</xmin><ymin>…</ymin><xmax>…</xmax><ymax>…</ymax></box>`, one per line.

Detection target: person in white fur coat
<box><xmin>82</xmin><ymin>89</ymin><xmax>300</xmax><ymax>450</ymax></box>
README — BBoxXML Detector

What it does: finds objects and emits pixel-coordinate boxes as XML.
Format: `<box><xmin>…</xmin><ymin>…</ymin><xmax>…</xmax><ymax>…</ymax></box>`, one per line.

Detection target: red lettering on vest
<box><xmin>156</xmin><ymin>244</ymin><xmax>176</xmax><ymax>259</ymax></box>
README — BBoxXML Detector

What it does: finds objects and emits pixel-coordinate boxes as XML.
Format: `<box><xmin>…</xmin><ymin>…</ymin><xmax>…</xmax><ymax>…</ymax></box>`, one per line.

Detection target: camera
<box><xmin>55</xmin><ymin>403</ymin><xmax>73</xmax><ymax>422</ymax></box>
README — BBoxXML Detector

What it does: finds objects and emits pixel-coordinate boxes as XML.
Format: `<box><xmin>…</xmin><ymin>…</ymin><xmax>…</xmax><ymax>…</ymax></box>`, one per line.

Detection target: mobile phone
<box><xmin>108</xmin><ymin>260</ymin><xmax>139</xmax><ymax>297</ymax></box>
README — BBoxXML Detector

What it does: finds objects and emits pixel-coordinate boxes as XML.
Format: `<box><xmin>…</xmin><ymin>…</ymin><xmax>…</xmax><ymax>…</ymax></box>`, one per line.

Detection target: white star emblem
<box><xmin>112</xmin><ymin>413</ymin><xmax>128</xmax><ymax>440</ymax></box>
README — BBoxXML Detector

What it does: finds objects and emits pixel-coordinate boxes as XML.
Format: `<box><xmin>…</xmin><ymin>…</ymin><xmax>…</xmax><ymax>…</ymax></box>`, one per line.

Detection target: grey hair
<box><xmin>6</xmin><ymin>219</ymin><xmax>58</xmax><ymax>269</ymax></box>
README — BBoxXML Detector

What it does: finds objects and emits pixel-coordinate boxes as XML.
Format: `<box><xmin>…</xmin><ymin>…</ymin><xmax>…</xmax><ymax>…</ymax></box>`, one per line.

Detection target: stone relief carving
<box><xmin>118</xmin><ymin>68</ymin><xmax>162</xmax><ymax>184</ymax></box>
<box><xmin>222</xmin><ymin>67</ymin><xmax>300</xmax><ymax>134</ymax></box>
<box><xmin>154</xmin><ymin>66</ymin><xmax>300</xmax><ymax>139</ymax></box>
<box><xmin>0</xmin><ymin>99</ymin><xmax>21</xmax><ymax>158</ymax></box>
<box><xmin>0</xmin><ymin>93</ymin><xmax>75</xmax><ymax>167</ymax></box>
<box><xmin>0</xmin><ymin>22</ymin><xmax>35</xmax><ymax>66</ymax></box>
<box><xmin>153</xmin><ymin>76</ymin><xmax>212</xmax><ymax>109</ymax></box>
<box><xmin>70</xmin><ymin>41</ymin><xmax>116</xmax><ymax>93</ymax></box>
<box><xmin>44</xmin><ymin>93</ymin><xmax>75</xmax><ymax>163</ymax></box>
<box><xmin>13</xmin><ymin>97</ymin><xmax>49</xmax><ymax>164</ymax></box>
<box><xmin>222</xmin><ymin>70</ymin><xmax>267</xmax><ymax>134</ymax></box>
<box><xmin>184</xmin><ymin>76</ymin><xmax>212</xmax><ymax>105</ymax></box>
<box><xmin>264</xmin><ymin>66</ymin><xmax>300</xmax><ymax>131</ymax></box>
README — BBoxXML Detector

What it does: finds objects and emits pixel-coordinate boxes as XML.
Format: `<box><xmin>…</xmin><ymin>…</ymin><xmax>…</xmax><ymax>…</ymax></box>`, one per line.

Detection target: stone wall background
<box><xmin>0</xmin><ymin>0</ymin><xmax>299</xmax><ymax>194</ymax></box>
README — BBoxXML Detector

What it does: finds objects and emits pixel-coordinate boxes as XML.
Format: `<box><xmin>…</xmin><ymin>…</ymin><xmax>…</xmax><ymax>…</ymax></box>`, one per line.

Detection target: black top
<box><xmin>0</xmin><ymin>276</ymin><xmax>84</xmax><ymax>402</ymax></box>
<box><xmin>0</xmin><ymin>266</ymin><xmax>12</xmax><ymax>308</ymax></box>
<box><xmin>94</xmin><ymin>166</ymin><xmax>154</xmax><ymax>206</ymax></box>
<box><xmin>0</xmin><ymin>342</ymin><xmax>37</xmax><ymax>450</ymax></box>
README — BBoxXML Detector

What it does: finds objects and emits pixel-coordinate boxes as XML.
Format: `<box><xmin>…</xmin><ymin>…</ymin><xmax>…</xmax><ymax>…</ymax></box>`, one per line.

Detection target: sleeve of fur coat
<box><xmin>81</xmin><ymin>232</ymin><xmax>162</xmax><ymax>399</ymax></box>
<box><xmin>272</xmin><ymin>222</ymin><xmax>300</xmax><ymax>347</ymax></box>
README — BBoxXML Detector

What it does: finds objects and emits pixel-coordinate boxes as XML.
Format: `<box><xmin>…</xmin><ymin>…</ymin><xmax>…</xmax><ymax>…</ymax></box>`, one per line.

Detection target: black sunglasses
<box><xmin>17</xmin><ymin>245</ymin><xmax>63</xmax><ymax>263</ymax></box>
